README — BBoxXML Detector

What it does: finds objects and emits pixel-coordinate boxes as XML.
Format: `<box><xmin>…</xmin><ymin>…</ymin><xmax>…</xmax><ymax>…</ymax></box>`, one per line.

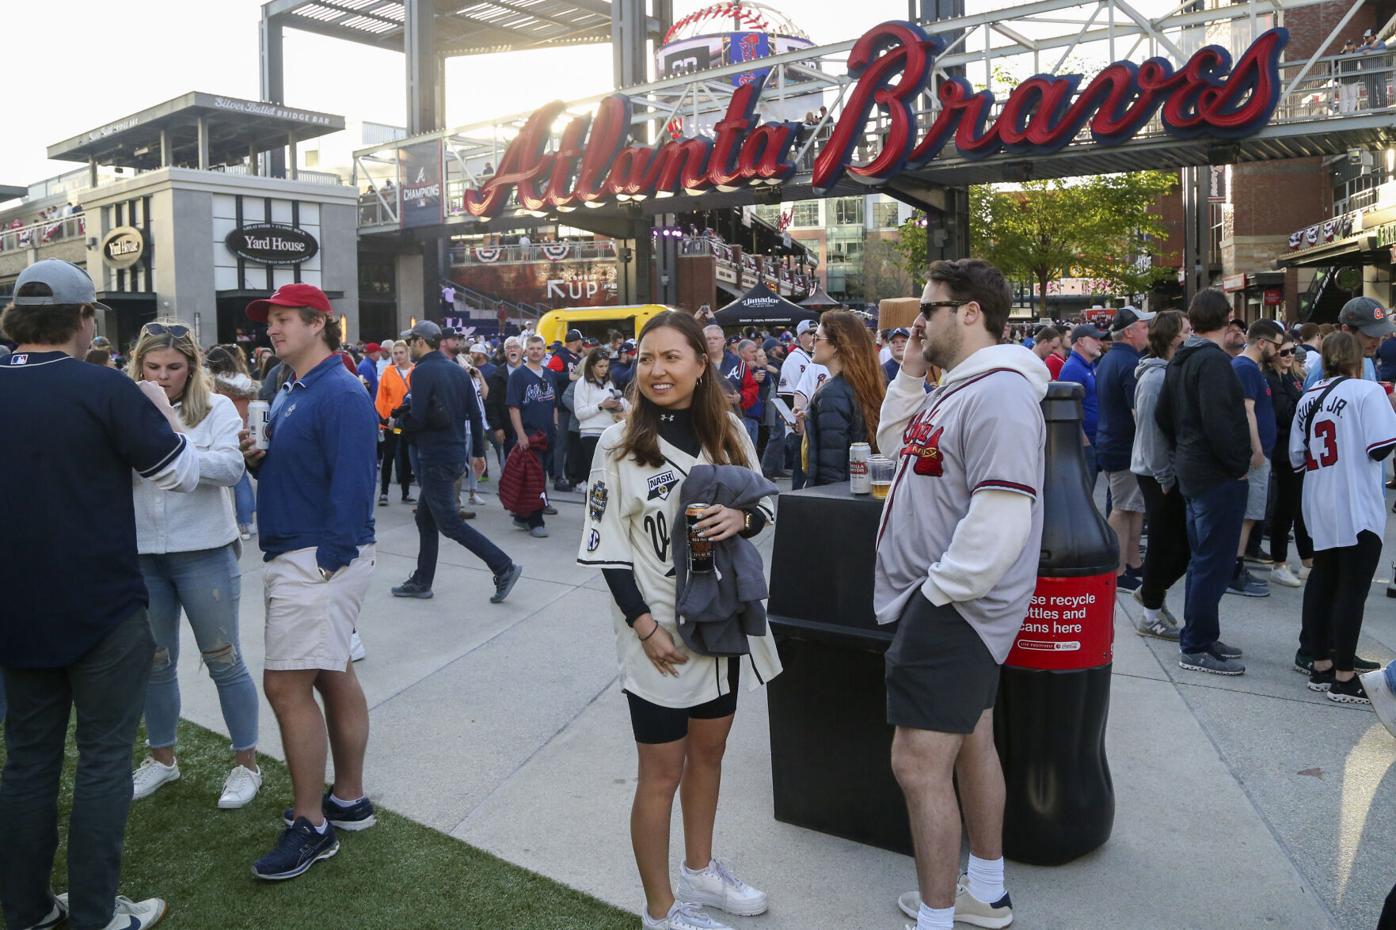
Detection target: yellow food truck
<box><xmin>535</xmin><ymin>304</ymin><xmax>677</xmax><ymax>345</ymax></box>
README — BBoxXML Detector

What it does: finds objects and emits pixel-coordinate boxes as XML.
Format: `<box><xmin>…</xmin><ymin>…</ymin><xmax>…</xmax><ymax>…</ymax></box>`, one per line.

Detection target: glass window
<box><xmin>872</xmin><ymin>200</ymin><xmax>900</xmax><ymax>229</ymax></box>
<box><xmin>753</xmin><ymin>204</ymin><xmax>781</xmax><ymax>225</ymax></box>
<box><xmin>832</xmin><ymin>197</ymin><xmax>864</xmax><ymax>227</ymax></box>
<box><xmin>791</xmin><ymin>201</ymin><xmax>821</xmax><ymax>227</ymax></box>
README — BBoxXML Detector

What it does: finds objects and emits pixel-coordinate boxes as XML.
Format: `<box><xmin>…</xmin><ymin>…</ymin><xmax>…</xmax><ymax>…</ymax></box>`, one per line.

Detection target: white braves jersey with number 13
<box><xmin>1289</xmin><ymin>377</ymin><xmax>1396</xmax><ymax>551</ymax></box>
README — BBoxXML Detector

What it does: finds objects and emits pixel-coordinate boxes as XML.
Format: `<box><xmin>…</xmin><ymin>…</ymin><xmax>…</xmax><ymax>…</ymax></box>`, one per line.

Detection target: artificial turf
<box><xmin>0</xmin><ymin>718</ymin><xmax>634</xmax><ymax>929</ymax></box>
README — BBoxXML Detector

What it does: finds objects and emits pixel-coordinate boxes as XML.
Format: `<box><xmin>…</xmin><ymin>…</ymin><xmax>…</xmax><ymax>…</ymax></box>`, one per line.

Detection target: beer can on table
<box><xmin>685</xmin><ymin>503</ymin><xmax>715</xmax><ymax>574</ymax></box>
<box><xmin>849</xmin><ymin>442</ymin><xmax>872</xmax><ymax>494</ymax></box>
<box><xmin>247</xmin><ymin>400</ymin><xmax>271</xmax><ymax>451</ymax></box>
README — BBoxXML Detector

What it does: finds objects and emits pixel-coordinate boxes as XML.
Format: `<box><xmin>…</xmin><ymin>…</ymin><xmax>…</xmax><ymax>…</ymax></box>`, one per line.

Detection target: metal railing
<box><xmin>0</xmin><ymin>215</ymin><xmax>86</xmax><ymax>253</ymax></box>
<box><xmin>448</xmin><ymin>240</ymin><xmax>619</xmax><ymax>265</ymax></box>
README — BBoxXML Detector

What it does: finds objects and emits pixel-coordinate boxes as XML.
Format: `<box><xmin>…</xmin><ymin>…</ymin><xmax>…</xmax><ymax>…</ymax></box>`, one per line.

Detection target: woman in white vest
<box><xmin>573</xmin><ymin>346</ymin><xmax>628</xmax><ymax>481</ymax></box>
<box><xmin>578</xmin><ymin>311</ymin><xmax>780</xmax><ymax>930</ymax></box>
<box><xmin>126</xmin><ymin>322</ymin><xmax>262</xmax><ymax>809</ymax></box>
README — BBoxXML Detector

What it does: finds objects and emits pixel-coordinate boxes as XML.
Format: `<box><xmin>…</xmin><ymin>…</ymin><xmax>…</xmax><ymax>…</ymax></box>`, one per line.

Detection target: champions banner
<box><xmin>398</xmin><ymin>141</ymin><xmax>443</xmax><ymax>229</ymax></box>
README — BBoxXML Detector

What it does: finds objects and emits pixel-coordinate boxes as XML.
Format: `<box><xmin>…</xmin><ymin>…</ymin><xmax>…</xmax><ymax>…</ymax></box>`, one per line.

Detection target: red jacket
<box><xmin>498</xmin><ymin>433</ymin><xmax>550</xmax><ymax>516</ymax></box>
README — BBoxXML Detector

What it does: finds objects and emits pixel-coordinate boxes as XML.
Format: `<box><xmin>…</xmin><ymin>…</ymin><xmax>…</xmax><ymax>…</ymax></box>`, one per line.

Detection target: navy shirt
<box><xmin>256</xmin><ymin>353</ymin><xmax>377</xmax><ymax>573</ymax></box>
<box><xmin>1058</xmin><ymin>350</ymin><xmax>1099</xmax><ymax>442</ymax></box>
<box><xmin>0</xmin><ymin>351</ymin><xmax>186</xmax><ymax>668</ymax></box>
<box><xmin>403</xmin><ymin>351</ymin><xmax>485</xmax><ymax>467</ymax></box>
<box><xmin>507</xmin><ymin>365</ymin><xmax>557</xmax><ymax>439</ymax></box>
<box><xmin>1232</xmin><ymin>355</ymin><xmax>1277</xmax><ymax>454</ymax></box>
<box><xmin>883</xmin><ymin>357</ymin><xmax>900</xmax><ymax>384</ymax></box>
<box><xmin>1093</xmin><ymin>343</ymin><xmax>1142</xmax><ymax>472</ymax></box>
<box><xmin>611</xmin><ymin>360</ymin><xmax>634</xmax><ymax>392</ymax></box>
<box><xmin>356</xmin><ymin>355</ymin><xmax>378</xmax><ymax>399</ymax></box>
<box><xmin>1378</xmin><ymin>337</ymin><xmax>1396</xmax><ymax>382</ymax></box>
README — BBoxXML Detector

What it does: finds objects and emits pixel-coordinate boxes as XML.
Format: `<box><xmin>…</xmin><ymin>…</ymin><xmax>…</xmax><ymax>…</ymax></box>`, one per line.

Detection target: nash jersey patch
<box><xmin>588</xmin><ymin>481</ymin><xmax>608</xmax><ymax>521</ymax></box>
<box><xmin>647</xmin><ymin>470</ymin><xmax>680</xmax><ymax>501</ymax></box>
<box><xmin>586</xmin><ymin>529</ymin><xmax>601</xmax><ymax>552</ymax></box>
<box><xmin>901</xmin><ymin>412</ymin><xmax>946</xmax><ymax>477</ymax></box>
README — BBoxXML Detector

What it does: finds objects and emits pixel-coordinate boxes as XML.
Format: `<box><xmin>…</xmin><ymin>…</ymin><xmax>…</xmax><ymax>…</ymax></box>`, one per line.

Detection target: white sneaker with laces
<box><xmin>676</xmin><ymin>858</ymin><xmax>768</xmax><ymax>917</ymax></box>
<box><xmin>217</xmin><ymin>764</ymin><xmax>263</xmax><ymax>809</ymax></box>
<box><xmin>131</xmin><ymin>758</ymin><xmax>179</xmax><ymax>800</ymax></box>
<box><xmin>1271</xmin><ymin>564</ymin><xmax>1303</xmax><ymax>588</ymax></box>
<box><xmin>468</xmin><ymin>492</ymin><xmax>487</xmax><ymax>506</ymax></box>
<box><xmin>350</xmin><ymin>630</ymin><xmax>366</xmax><ymax>662</ymax></box>
<box><xmin>55</xmin><ymin>894</ymin><xmax>166</xmax><ymax>930</ymax></box>
<box><xmin>1297</xmin><ymin>563</ymin><xmax>1312</xmax><ymax>581</ymax></box>
<box><xmin>642</xmin><ymin>901</ymin><xmax>733</xmax><ymax>930</ymax></box>
<box><xmin>1361</xmin><ymin>668</ymin><xmax>1396</xmax><ymax>739</ymax></box>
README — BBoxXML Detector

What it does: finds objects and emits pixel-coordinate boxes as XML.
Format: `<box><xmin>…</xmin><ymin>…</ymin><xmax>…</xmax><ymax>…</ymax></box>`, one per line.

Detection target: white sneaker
<box><xmin>55</xmin><ymin>894</ymin><xmax>166</xmax><ymax>930</ymax></box>
<box><xmin>350</xmin><ymin>630</ymin><xmax>366</xmax><ymax>662</ymax></box>
<box><xmin>18</xmin><ymin>895</ymin><xmax>65</xmax><ymax>930</ymax></box>
<box><xmin>217</xmin><ymin>764</ymin><xmax>263</xmax><ymax>810</ymax></box>
<box><xmin>131</xmin><ymin>758</ymin><xmax>179</xmax><ymax>800</ymax></box>
<box><xmin>1361</xmin><ymin>668</ymin><xmax>1396</xmax><ymax>739</ymax></box>
<box><xmin>1271</xmin><ymin>564</ymin><xmax>1303</xmax><ymax>588</ymax></box>
<box><xmin>1298</xmin><ymin>563</ymin><xmax>1312</xmax><ymax>581</ymax></box>
<box><xmin>468</xmin><ymin>492</ymin><xmax>487</xmax><ymax>506</ymax></box>
<box><xmin>642</xmin><ymin>901</ymin><xmax>733</xmax><ymax>930</ymax></box>
<box><xmin>676</xmin><ymin>858</ymin><xmax>768</xmax><ymax>917</ymax></box>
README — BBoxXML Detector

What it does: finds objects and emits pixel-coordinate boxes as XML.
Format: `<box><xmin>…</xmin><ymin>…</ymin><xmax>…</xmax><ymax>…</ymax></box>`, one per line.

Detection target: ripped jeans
<box><xmin>138</xmin><ymin>544</ymin><xmax>259</xmax><ymax>752</ymax></box>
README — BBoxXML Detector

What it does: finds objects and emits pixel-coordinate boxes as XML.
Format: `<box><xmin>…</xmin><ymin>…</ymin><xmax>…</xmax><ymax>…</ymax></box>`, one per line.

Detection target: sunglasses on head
<box><xmin>141</xmin><ymin>322</ymin><xmax>191</xmax><ymax>339</ymax></box>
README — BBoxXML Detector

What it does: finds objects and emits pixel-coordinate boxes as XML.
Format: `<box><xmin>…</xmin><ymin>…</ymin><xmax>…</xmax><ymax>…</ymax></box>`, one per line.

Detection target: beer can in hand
<box><xmin>686</xmin><ymin>503</ymin><xmax>716</xmax><ymax>574</ymax></box>
<box><xmin>849</xmin><ymin>442</ymin><xmax>872</xmax><ymax>494</ymax></box>
<box><xmin>247</xmin><ymin>400</ymin><xmax>271</xmax><ymax>451</ymax></box>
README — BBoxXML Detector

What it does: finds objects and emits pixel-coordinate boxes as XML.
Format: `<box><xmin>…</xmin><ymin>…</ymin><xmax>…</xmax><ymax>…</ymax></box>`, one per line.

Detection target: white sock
<box><xmin>916</xmin><ymin>902</ymin><xmax>955</xmax><ymax>930</ymax></box>
<box><xmin>1143</xmin><ymin>605</ymin><xmax>1161</xmax><ymax>623</ymax></box>
<box><xmin>967</xmin><ymin>854</ymin><xmax>1006</xmax><ymax>904</ymax></box>
<box><xmin>310</xmin><ymin>817</ymin><xmax>329</xmax><ymax>834</ymax></box>
<box><xmin>329</xmin><ymin>792</ymin><xmax>363</xmax><ymax>806</ymax></box>
<box><xmin>681</xmin><ymin>859</ymin><xmax>711</xmax><ymax>875</ymax></box>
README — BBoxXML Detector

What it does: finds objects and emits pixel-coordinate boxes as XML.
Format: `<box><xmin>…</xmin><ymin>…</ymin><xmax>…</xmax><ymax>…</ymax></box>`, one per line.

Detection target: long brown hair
<box><xmin>617</xmin><ymin>311</ymin><xmax>748</xmax><ymax>468</ymax></box>
<box><xmin>820</xmin><ymin>309</ymin><xmax>885</xmax><ymax>450</ymax></box>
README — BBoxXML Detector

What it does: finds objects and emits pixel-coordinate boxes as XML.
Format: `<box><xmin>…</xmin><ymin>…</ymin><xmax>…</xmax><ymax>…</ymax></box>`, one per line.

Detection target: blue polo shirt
<box><xmin>0</xmin><ymin>351</ymin><xmax>186</xmax><ymax>668</ymax></box>
<box><xmin>1058</xmin><ymin>350</ymin><xmax>1099</xmax><ymax>441</ymax></box>
<box><xmin>255</xmin><ymin>353</ymin><xmax>377</xmax><ymax>573</ymax></box>
<box><xmin>1093</xmin><ymin>343</ymin><xmax>1141</xmax><ymax>472</ymax></box>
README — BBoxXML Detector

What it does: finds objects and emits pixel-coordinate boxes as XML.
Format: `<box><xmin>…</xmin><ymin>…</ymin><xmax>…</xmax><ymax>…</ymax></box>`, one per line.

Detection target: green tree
<box><xmin>895</xmin><ymin>171</ymin><xmax>1178</xmax><ymax>311</ymax></box>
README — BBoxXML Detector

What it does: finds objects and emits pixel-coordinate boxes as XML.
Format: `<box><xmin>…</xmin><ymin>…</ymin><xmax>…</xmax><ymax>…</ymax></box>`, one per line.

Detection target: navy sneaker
<box><xmin>253</xmin><ymin>817</ymin><xmax>339</xmax><ymax>881</ymax></box>
<box><xmin>491</xmin><ymin>563</ymin><xmax>523</xmax><ymax>604</ymax></box>
<box><xmin>284</xmin><ymin>792</ymin><xmax>377</xmax><ymax>831</ymax></box>
<box><xmin>391</xmin><ymin>578</ymin><xmax>433</xmax><ymax>599</ymax></box>
<box><xmin>1115</xmin><ymin>572</ymin><xmax>1142</xmax><ymax>592</ymax></box>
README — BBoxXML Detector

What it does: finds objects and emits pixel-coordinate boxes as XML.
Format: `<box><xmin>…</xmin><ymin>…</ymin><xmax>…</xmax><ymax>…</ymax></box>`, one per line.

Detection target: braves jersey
<box><xmin>873</xmin><ymin>349</ymin><xmax>1047</xmax><ymax>662</ymax></box>
<box><xmin>778</xmin><ymin>347</ymin><xmax>811</xmax><ymax>396</ymax></box>
<box><xmin>577</xmin><ymin>417</ymin><xmax>780</xmax><ymax>708</ymax></box>
<box><xmin>1289</xmin><ymin>377</ymin><xmax>1396</xmax><ymax>550</ymax></box>
<box><xmin>794</xmin><ymin>363</ymin><xmax>830</xmax><ymax>403</ymax></box>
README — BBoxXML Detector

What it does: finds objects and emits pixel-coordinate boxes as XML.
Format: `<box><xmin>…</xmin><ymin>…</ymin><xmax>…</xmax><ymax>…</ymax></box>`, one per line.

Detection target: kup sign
<box><xmin>459</xmin><ymin>21</ymin><xmax>1288</xmax><ymax>219</ymax></box>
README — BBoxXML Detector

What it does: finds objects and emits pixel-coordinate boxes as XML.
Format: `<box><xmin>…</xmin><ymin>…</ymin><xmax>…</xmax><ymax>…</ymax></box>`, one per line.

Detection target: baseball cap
<box><xmin>795</xmin><ymin>320</ymin><xmax>817</xmax><ymax>336</ymax></box>
<box><xmin>400</xmin><ymin>320</ymin><xmax>442</xmax><ymax>343</ymax></box>
<box><xmin>1070</xmin><ymin>323</ymin><xmax>1106</xmax><ymax>342</ymax></box>
<box><xmin>1110</xmin><ymin>306</ymin><xmax>1156</xmax><ymax>331</ymax></box>
<box><xmin>440</xmin><ymin>326</ymin><xmax>461</xmax><ymax>340</ymax></box>
<box><xmin>565</xmin><ymin>328</ymin><xmax>584</xmax><ymax>343</ymax></box>
<box><xmin>246</xmin><ymin>282</ymin><xmax>332</xmax><ymax>322</ymax></box>
<box><xmin>13</xmin><ymin>260</ymin><xmax>110</xmax><ymax>312</ymax></box>
<box><xmin>1338</xmin><ymin>296</ymin><xmax>1396</xmax><ymax>337</ymax></box>
<box><xmin>363</xmin><ymin>342</ymin><xmax>381</xmax><ymax>353</ymax></box>
<box><xmin>889</xmin><ymin>327</ymin><xmax>910</xmax><ymax>339</ymax></box>
<box><xmin>469</xmin><ymin>342</ymin><xmax>489</xmax><ymax>355</ymax></box>
<box><xmin>622</xmin><ymin>339</ymin><xmax>636</xmax><ymax>351</ymax></box>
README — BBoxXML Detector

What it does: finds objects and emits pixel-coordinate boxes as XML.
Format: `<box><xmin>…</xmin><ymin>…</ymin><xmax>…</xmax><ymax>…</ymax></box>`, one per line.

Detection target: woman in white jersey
<box><xmin>578</xmin><ymin>311</ymin><xmax>780</xmax><ymax>930</ymax></box>
<box><xmin>1290</xmin><ymin>332</ymin><xmax>1396</xmax><ymax>704</ymax></box>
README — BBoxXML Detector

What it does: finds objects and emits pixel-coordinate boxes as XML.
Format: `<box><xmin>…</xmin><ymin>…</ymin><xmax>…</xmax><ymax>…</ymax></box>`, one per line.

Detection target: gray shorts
<box><xmin>1244</xmin><ymin>458</ymin><xmax>1270</xmax><ymax>521</ymax></box>
<box><xmin>1105</xmin><ymin>469</ymin><xmax>1145</xmax><ymax>513</ymax></box>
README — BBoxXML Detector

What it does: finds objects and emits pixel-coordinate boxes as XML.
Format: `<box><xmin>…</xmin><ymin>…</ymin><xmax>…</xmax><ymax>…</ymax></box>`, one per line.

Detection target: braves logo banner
<box><xmin>453</xmin><ymin>21</ymin><xmax>1289</xmax><ymax>218</ymax></box>
<box><xmin>399</xmin><ymin>141</ymin><xmax>443</xmax><ymax>229</ymax></box>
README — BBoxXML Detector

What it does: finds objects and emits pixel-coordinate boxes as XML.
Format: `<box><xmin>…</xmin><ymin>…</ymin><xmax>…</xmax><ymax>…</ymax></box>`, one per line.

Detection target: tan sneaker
<box><xmin>955</xmin><ymin>875</ymin><xmax>1014</xmax><ymax>929</ymax></box>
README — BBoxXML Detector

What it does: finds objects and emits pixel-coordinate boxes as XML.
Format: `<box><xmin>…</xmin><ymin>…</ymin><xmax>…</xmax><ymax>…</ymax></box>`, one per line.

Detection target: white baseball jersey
<box><xmin>778</xmin><ymin>346</ymin><xmax>812</xmax><ymax>396</ymax></box>
<box><xmin>794</xmin><ymin>362</ymin><xmax>830</xmax><ymax>405</ymax></box>
<box><xmin>577</xmin><ymin>417</ymin><xmax>781</xmax><ymax>708</ymax></box>
<box><xmin>1289</xmin><ymin>377</ymin><xmax>1396</xmax><ymax>550</ymax></box>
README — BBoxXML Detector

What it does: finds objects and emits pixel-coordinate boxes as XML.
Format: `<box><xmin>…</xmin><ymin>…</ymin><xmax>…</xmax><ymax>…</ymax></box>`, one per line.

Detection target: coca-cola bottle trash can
<box><xmin>993</xmin><ymin>381</ymin><xmax>1118</xmax><ymax>866</ymax></box>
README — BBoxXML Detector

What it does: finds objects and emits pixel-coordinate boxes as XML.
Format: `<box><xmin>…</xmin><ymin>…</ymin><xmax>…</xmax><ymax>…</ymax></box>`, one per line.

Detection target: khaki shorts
<box><xmin>1106</xmin><ymin>469</ymin><xmax>1145</xmax><ymax>513</ymax></box>
<box><xmin>263</xmin><ymin>545</ymin><xmax>375</xmax><ymax>672</ymax></box>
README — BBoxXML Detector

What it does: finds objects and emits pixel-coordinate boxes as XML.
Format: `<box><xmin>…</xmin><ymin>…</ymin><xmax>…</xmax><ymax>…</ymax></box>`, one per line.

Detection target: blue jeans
<box><xmin>743</xmin><ymin>417</ymin><xmax>760</xmax><ymax>450</ymax></box>
<box><xmin>1</xmin><ymin>608</ymin><xmax>154</xmax><ymax>930</ymax></box>
<box><xmin>415</xmin><ymin>462</ymin><xmax>513</xmax><ymax>586</ymax></box>
<box><xmin>233</xmin><ymin>471</ymin><xmax>255</xmax><ymax>526</ymax></box>
<box><xmin>139</xmin><ymin>545</ymin><xmax>258</xmax><ymax>752</ymax></box>
<box><xmin>761</xmin><ymin>418</ymin><xmax>787</xmax><ymax>476</ymax></box>
<box><xmin>1181</xmin><ymin>479</ymin><xmax>1248</xmax><ymax>654</ymax></box>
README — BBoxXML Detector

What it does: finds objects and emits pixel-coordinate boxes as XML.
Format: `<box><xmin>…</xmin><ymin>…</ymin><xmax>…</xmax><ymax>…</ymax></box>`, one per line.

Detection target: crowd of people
<box><xmin>2</xmin><ymin>256</ymin><xmax>1396</xmax><ymax>930</ymax></box>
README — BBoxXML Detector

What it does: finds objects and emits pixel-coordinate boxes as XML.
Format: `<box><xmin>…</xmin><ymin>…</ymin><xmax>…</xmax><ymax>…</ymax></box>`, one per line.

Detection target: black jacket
<box><xmin>1155</xmin><ymin>336</ymin><xmax>1251</xmax><ymax>497</ymax></box>
<box><xmin>402</xmin><ymin>351</ymin><xmax>484</xmax><ymax>468</ymax></box>
<box><xmin>804</xmin><ymin>374</ymin><xmax>867</xmax><ymax>486</ymax></box>
<box><xmin>1266</xmin><ymin>368</ymin><xmax>1303</xmax><ymax>457</ymax></box>
<box><xmin>485</xmin><ymin>364</ymin><xmax>513</xmax><ymax>433</ymax></box>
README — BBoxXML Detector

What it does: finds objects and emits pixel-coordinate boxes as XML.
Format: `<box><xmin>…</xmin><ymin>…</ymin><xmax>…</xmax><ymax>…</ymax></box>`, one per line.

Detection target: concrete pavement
<box><xmin>167</xmin><ymin>481</ymin><xmax>1396</xmax><ymax>929</ymax></box>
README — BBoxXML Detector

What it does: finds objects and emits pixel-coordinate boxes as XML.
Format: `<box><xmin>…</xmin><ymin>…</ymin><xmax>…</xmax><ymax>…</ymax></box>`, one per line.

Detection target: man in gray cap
<box><xmin>0</xmin><ymin>260</ymin><xmax>201</xmax><ymax>930</ymax></box>
<box><xmin>393</xmin><ymin>320</ymin><xmax>523</xmax><ymax>602</ymax></box>
<box><xmin>1304</xmin><ymin>296</ymin><xmax>1396</xmax><ymax>391</ymax></box>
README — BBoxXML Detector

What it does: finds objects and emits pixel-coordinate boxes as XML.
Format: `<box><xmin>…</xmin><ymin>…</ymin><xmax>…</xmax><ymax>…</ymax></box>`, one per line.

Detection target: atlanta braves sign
<box><xmin>459</xmin><ymin>20</ymin><xmax>1287</xmax><ymax>219</ymax></box>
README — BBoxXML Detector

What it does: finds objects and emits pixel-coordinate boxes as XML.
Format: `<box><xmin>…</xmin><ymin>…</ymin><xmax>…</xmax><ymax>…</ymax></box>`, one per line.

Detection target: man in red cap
<box><xmin>357</xmin><ymin>342</ymin><xmax>382</xmax><ymax>398</ymax></box>
<box><xmin>239</xmin><ymin>283</ymin><xmax>380</xmax><ymax>881</ymax></box>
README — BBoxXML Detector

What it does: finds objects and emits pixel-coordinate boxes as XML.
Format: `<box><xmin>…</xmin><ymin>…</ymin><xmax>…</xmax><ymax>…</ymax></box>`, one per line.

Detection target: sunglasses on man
<box><xmin>920</xmin><ymin>299</ymin><xmax>971</xmax><ymax>318</ymax></box>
